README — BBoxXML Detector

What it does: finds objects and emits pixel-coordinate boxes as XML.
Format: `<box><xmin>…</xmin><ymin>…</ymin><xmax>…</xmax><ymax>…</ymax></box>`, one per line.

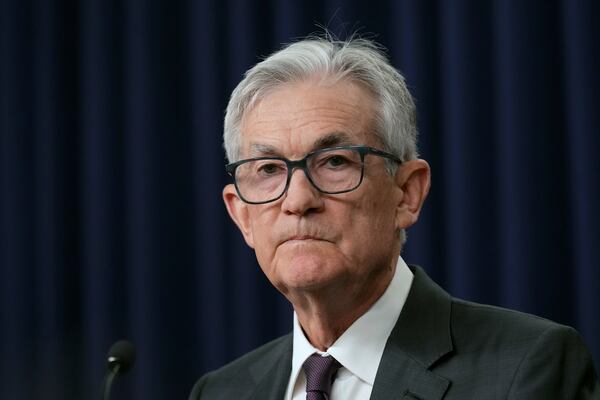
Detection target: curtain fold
<box><xmin>562</xmin><ymin>0</ymin><xmax>600</xmax><ymax>364</ymax></box>
<box><xmin>1</xmin><ymin>1</ymin><xmax>598</xmax><ymax>399</ymax></box>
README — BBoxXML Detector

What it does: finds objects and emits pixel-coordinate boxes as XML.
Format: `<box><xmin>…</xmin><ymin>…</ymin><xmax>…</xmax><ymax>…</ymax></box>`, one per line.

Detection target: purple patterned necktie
<box><xmin>302</xmin><ymin>353</ymin><xmax>341</xmax><ymax>400</ymax></box>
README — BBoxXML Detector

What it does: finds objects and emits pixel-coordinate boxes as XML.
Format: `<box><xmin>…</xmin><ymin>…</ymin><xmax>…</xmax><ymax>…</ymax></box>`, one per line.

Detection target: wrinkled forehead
<box><xmin>238</xmin><ymin>79</ymin><xmax>379</xmax><ymax>158</ymax></box>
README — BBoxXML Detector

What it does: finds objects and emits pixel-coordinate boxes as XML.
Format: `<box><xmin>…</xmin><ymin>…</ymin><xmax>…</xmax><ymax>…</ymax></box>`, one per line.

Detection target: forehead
<box><xmin>239</xmin><ymin>79</ymin><xmax>378</xmax><ymax>157</ymax></box>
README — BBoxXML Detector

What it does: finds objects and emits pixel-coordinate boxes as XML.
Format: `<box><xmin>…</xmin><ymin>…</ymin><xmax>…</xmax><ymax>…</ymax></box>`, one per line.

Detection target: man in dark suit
<box><xmin>190</xmin><ymin>36</ymin><xmax>599</xmax><ymax>399</ymax></box>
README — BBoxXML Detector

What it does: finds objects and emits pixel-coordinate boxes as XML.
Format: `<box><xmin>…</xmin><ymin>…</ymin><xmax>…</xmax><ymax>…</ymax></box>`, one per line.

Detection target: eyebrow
<box><xmin>248</xmin><ymin>143</ymin><xmax>280</xmax><ymax>157</ymax></box>
<box><xmin>247</xmin><ymin>132</ymin><xmax>356</xmax><ymax>158</ymax></box>
<box><xmin>312</xmin><ymin>132</ymin><xmax>354</xmax><ymax>149</ymax></box>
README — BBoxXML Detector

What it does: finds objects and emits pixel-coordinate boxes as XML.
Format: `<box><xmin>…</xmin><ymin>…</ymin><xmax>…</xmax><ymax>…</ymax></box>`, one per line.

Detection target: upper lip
<box><xmin>287</xmin><ymin>235</ymin><xmax>319</xmax><ymax>241</ymax></box>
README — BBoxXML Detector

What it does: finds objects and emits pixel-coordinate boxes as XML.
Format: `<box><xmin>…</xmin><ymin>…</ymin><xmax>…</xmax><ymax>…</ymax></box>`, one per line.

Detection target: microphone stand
<box><xmin>102</xmin><ymin>363</ymin><xmax>121</xmax><ymax>400</ymax></box>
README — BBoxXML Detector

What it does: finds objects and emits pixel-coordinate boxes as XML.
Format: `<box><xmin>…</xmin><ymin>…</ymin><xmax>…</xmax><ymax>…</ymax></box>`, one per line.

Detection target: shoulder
<box><xmin>442</xmin><ymin>298</ymin><xmax>599</xmax><ymax>398</ymax></box>
<box><xmin>405</xmin><ymin>266</ymin><xmax>598</xmax><ymax>397</ymax></box>
<box><xmin>189</xmin><ymin>334</ymin><xmax>292</xmax><ymax>400</ymax></box>
<box><xmin>448</xmin><ymin>295</ymin><xmax>594</xmax><ymax>369</ymax></box>
<box><xmin>449</xmin><ymin>297</ymin><xmax>566</xmax><ymax>349</ymax></box>
<box><xmin>409</xmin><ymin>265</ymin><xmax>584</xmax><ymax>353</ymax></box>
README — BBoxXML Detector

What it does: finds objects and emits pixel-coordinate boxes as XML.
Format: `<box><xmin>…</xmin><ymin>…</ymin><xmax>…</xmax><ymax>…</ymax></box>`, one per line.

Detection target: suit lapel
<box><xmin>370</xmin><ymin>266</ymin><xmax>453</xmax><ymax>400</ymax></box>
<box><xmin>247</xmin><ymin>335</ymin><xmax>293</xmax><ymax>400</ymax></box>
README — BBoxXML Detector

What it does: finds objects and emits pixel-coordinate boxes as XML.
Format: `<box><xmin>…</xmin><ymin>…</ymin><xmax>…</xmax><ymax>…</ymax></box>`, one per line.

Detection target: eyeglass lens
<box><xmin>234</xmin><ymin>148</ymin><xmax>363</xmax><ymax>203</ymax></box>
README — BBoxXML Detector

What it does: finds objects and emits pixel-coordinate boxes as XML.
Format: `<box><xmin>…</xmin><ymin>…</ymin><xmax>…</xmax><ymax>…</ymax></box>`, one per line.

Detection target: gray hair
<box><xmin>223</xmin><ymin>36</ymin><xmax>419</xmax><ymax>245</ymax></box>
<box><xmin>224</xmin><ymin>36</ymin><xmax>418</xmax><ymax>165</ymax></box>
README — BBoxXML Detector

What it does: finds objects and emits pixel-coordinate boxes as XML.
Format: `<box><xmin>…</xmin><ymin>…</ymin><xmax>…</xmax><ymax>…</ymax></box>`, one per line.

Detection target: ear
<box><xmin>394</xmin><ymin>159</ymin><xmax>431</xmax><ymax>230</ymax></box>
<box><xmin>223</xmin><ymin>184</ymin><xmax>255</xmax><ymax>248</ymax></box>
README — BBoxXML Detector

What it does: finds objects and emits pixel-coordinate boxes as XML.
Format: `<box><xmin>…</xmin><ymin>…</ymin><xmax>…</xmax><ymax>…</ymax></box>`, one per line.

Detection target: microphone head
<box><xmin>107</xmin><ymin>340</ymin><xmax>136</xmax><ymax>374</ymax></box>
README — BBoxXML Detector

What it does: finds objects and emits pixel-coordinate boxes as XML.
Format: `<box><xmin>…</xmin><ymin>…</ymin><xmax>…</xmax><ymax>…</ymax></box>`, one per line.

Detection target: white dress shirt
<box><xmin>285</xmin><ymin>257</ymin><xmax>414</xmax><ymax>400</ymax></box>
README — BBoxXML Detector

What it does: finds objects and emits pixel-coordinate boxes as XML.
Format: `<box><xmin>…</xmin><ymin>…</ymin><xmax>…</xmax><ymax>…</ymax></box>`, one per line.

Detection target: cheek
<box><xmin>247</xmin><ymin>210</ymin><xmax>280</xmax><ymax>265</ymax></box>
<box><xmin>340</xmin><ymin>195</ymin><xmax>397</xmax><ymax>251</ymax></box>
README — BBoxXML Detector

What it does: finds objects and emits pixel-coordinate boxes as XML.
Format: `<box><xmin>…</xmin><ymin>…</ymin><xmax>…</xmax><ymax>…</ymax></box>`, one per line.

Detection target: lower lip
<box><xmin>285</xmin><ymin>238</ymin><xmax>321</xmax><ymax>243</ymax></box>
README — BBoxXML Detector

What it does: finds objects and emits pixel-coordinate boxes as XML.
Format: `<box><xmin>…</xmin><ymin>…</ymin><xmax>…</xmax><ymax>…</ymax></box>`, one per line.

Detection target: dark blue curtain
<box><xmin>1</xmin><ymin>1</ymin><xmax>598</xmax><ymax>399</ymax></box>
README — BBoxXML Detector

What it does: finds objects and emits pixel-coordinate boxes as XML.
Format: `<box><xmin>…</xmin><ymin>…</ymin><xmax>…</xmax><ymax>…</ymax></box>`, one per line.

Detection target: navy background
<box><xmin>1</xmin><ymin>1</ymin><xmax>599</xmax><ymax>399</ymax></box>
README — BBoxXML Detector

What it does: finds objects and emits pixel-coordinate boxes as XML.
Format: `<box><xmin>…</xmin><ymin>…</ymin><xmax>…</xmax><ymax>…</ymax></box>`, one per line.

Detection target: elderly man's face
<box><xmin>223</xmin><ymin>79</ymin><xmax>423</xmax><ymax>298</ymax></box>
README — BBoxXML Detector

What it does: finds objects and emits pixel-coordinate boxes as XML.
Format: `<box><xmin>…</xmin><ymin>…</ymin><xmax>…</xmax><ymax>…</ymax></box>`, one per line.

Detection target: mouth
<box><xmin>281</xmin><ymin>235</ymin><xmax>329</xmax><ymax>245</ymax></box>
<box><xmin>289</xmin><ymin>235</ymin><xmax>318</xmax><ymax>240</ymax></box>
<box><xmin>285</xmin><ymin>236</ymin><xmax>319</xmax><ymax>243</ymax></box>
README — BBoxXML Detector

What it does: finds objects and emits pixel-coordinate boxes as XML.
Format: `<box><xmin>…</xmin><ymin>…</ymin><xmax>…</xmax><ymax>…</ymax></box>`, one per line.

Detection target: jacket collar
<box><xmin>370</xmin><ymin>265</ymin><xmax>453</xmax><ymax>400</ymax></box>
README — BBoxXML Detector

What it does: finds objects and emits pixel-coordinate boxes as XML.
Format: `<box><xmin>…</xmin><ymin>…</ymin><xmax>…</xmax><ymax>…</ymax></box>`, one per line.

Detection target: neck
<box><xmin>291</xmin><ymin>263</ymin><xmax>396</xmax><ymax>351</ymax></box>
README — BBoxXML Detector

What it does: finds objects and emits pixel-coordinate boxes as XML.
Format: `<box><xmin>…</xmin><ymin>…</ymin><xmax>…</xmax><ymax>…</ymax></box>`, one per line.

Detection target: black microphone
<box><xmin>102</xmin><ymin>340</ymin><xmax>136</xmax><ymax>400</ymax></box>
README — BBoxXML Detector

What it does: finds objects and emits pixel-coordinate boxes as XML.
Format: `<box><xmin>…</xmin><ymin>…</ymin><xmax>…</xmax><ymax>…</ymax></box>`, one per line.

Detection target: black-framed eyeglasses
<box><xmin>225</xmin><ymin>145</ymin><xmax>402</xmax><ymax>204</ymax></box>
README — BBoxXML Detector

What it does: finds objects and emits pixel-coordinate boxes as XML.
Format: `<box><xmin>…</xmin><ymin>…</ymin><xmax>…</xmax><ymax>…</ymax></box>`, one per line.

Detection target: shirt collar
<box><xmin>288</xmin><ymin>256</ymin><xmax>414</xmax><ymax>388</ymax></box>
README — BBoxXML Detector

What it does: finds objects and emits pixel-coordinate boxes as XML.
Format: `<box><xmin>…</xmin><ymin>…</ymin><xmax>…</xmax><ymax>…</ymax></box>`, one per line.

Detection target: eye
<box><xmin>257</xmin><ymin>162</ymin><xmax>285</xmax><ymax>175</ymax></box>
<box><xmin>324</xmin><ymin>155</ymin><xmax>349</xmax><ymax>167</ymax></box>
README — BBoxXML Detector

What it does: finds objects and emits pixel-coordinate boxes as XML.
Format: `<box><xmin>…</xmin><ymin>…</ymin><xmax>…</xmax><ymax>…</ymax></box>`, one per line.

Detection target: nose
<box><xmin>281</xmin><ymin>168</ymin><xmax>324</xmax><ymax>215</ymax></box>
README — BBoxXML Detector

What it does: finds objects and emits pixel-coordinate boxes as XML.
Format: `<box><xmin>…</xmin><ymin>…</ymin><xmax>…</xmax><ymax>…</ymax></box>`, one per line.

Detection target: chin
<box><xmin>281</xmin><ymin>275</ymin><xmax>336</xmax><ymax>293</ymax></box>
<box><xmin>280</xmin><ymin>256</ymin><xmax>342</xmax><ymax>291</ymax></box>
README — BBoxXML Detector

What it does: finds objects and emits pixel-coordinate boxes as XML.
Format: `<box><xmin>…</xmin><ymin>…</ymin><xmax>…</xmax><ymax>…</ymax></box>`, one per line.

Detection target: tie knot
<box><xmin>302</xmin><ymin>354</ymin><xmax>341</xmax><ymax>397</ymax></box>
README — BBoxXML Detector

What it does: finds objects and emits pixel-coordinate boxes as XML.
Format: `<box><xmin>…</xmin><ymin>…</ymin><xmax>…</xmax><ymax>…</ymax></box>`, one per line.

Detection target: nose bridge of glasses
<box><xmin>286</xmin><ymin>156</ymin><xmax>309</xmax><ymax>175</ymax></box>
<box><xmin>286</xmin><ymin>157</ymin><xmax>318</xmax><ymax>189</ymax></box>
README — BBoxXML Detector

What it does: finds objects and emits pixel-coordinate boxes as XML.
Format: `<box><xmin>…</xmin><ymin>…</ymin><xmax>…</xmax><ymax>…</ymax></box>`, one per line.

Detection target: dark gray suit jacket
<box><xmin>189</xmin><ymin>266</ymin><xmax>600</xmax><ymax>399</ymax></box>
